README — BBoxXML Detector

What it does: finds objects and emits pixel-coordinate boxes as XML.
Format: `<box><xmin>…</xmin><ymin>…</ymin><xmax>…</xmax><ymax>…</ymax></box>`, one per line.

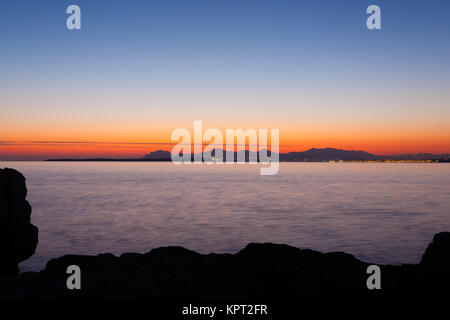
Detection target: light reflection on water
<box><xmin>2</xmin><ymin>162</ymin><xmax>449</xmax><ymax>271</ymax></box>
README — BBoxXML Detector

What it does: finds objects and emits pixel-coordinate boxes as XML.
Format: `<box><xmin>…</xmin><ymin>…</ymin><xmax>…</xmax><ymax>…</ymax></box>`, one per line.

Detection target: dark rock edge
<box><xmin>1</xmin><ymin>232</ymin><xmax>450</xmax><ymax>300</ymax></box>
<box><xmin>0</xmin><ymin>168</ymin><xmax>38</xmax><ymax>275</ymax></box>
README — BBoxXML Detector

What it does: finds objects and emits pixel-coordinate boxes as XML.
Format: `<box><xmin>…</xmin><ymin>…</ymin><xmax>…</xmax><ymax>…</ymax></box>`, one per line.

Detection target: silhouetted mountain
<box><xmin>142</xmin><ymin>150</ymin><xmax>171</xmax><ymax>160</ymax></box>
<box><xmin>46</xmin><ymin>148</ymin><xmax>450</xmax><ymax>162</ymax></box>
<box><xmin>280</xmin><ymin>148</ymin><xmax>379</xmax><ymax>161</ymax></box>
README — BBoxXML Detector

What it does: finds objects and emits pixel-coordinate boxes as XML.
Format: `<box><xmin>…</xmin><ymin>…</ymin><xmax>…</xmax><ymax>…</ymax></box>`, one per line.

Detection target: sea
<box><xmin>1</xmin><ymin>161</ymin><xmax>449</xmax><ymax>271</ymax></box>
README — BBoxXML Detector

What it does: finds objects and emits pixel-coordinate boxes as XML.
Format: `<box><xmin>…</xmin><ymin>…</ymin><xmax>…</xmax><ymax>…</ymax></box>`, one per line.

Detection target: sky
<box><xmin>1</xmin><ymin>0</ymin><xmax>449</xmax><ymax>160</ymax></box>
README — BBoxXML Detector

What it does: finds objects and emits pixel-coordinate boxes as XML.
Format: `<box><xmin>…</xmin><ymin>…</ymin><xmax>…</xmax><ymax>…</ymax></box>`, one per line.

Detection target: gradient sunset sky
<box><xmin>1</xmin><ymin>0</ymin><xmax>449</xmax><ymax>160</ymax></box>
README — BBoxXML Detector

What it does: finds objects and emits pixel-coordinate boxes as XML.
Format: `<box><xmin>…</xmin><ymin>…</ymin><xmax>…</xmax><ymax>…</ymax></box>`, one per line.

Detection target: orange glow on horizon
<box><xmin>1</xmin><ymin>131</ymin><xmax>449</xmax><ymax>160</ymax></box>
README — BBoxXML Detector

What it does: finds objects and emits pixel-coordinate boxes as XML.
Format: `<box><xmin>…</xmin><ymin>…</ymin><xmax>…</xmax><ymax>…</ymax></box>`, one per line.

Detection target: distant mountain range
<box><xmin>142</xmin><ymin>148</ymin><xmax>450</xmax><ymax>162</ymax></box>
<box><xmin>281</xmin><ymin>148</ymin><xmax>377</xmax><ymax>161</ymax></box>
<box><xmin>279</xmin><ymin>148</ymin><xmax>450</xmax><ymax>162</ymax></box>
<box><xmin>48</xmin><ymin>148</ymin><xmax>450</xmax><ymax>162</ymax></box>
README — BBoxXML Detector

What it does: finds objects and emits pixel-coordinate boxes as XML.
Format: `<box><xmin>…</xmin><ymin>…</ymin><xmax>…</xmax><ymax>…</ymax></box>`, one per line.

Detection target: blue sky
<box><xmin>1</xmin><ymin>0</ymin><xmax>449</xmax><ymax>92</ymax></box>
<box><xmin>1</xmin><ymin>0</ymin><xmax>449</xmax><ymax>158</ymax></box>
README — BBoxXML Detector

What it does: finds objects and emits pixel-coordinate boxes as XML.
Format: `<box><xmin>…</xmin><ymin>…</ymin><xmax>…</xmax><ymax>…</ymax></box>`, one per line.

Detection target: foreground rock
<box><xmin>0</xmin><ymin>168</ymin><xmax>38</xmax><ymax>275</ymax></box>
<box><xmin>420</xmin><ymin>232</ymin><xmax>450</xmax><ymax>292</ymax></box>
<box><xmin>0</xmin><ymin>233</ymin><xmax>449</xmax><ymax>300</ymax></box>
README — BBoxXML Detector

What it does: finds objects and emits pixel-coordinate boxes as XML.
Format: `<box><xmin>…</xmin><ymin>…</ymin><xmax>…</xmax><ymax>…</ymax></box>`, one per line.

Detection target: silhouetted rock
<box><xmin>0</xmin><ymin>168</ymin><xmax>38</xmax><ymax>275</ymax></box>
<box><xmin>420</xmin><ymin>232</ymin><xmax>450</xmax><ymax>292</ymax></box>
<box><xmin>421</xmin><ymin>232</ymin><xmax>450</xmax><ymax>267</ymax></box>
<box><xmin>0</xmin><ymin>233</ymin><xmax>449</xmax><ymax>300</ymax></box>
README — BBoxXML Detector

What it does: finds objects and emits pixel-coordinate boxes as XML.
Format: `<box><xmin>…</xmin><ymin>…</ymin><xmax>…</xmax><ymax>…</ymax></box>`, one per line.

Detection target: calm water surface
<box><xmin>2</xmin><ymin>162</ymin><xmax>449</xmax><ymax>271</ymax></box>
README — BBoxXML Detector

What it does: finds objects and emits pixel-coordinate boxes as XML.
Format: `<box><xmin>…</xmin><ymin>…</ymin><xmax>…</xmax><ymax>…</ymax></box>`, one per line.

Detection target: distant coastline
<box><xmin>45</xmin><ymin>147</ymin><xmax>450</xmax><ymax>163</ymax></box>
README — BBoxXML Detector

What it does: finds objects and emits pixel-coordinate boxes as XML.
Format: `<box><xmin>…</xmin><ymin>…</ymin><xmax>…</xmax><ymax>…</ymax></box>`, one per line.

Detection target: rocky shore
<box><xmin>0</xmin><ymin>233</ymin><xmax>448</xmax><ymax>300</ymax></box>
<box><xmin>1</xmin><ymin>168</ymin><xmax>449</xmax><ymax>301</ymax></box>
